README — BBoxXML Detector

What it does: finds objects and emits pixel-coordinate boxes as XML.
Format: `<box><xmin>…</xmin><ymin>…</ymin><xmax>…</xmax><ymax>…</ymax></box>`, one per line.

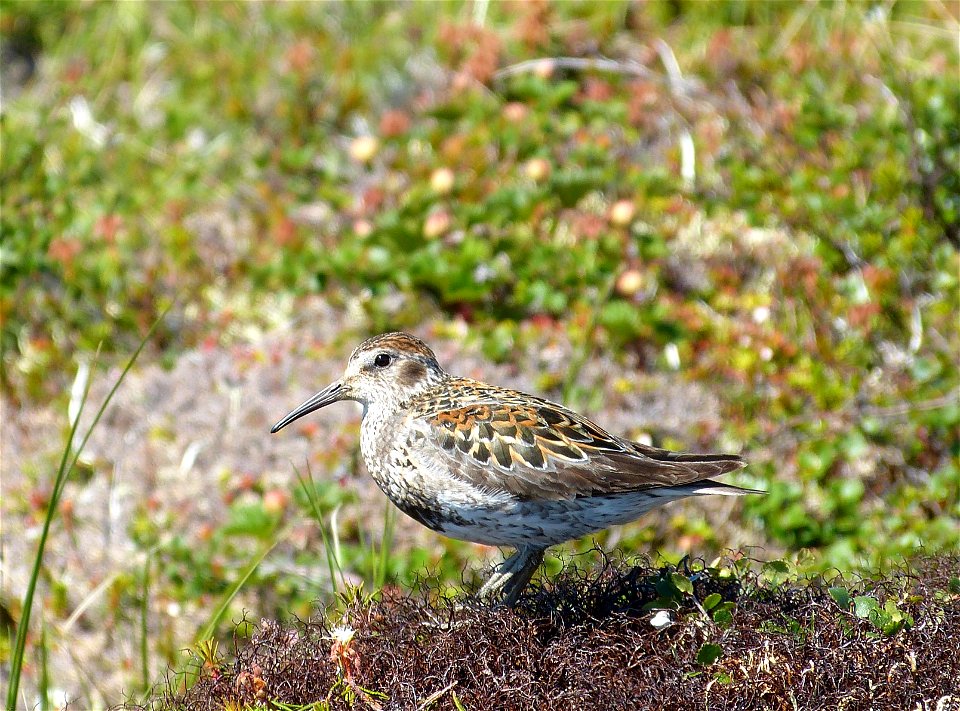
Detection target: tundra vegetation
<box><xmin>1</xmin><ymin>2</ymin><xmax>957</xmax><ymax>709</ymax></box>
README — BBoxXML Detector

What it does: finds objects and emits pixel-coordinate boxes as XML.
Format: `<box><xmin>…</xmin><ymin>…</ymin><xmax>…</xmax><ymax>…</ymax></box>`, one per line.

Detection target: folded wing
<box><xmin>404</xmin><ymin>382</ymin><xmax>747</xmax><ymax>502</ymax></box>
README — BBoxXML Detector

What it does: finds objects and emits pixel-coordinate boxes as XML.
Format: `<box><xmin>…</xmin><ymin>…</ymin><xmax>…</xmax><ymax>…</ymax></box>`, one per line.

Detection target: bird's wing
<box><xmin>404</xmin><ymin>381</ymin><xmax>746</xmax><ymax>502</ymax></box>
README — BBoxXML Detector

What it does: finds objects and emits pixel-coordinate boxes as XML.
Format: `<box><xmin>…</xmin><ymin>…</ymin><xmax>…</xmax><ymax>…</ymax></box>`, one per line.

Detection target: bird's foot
<box><xmin>477</xmin><ymin>547</ymin><xmax>545</xmax><ymax>606</ymax></box>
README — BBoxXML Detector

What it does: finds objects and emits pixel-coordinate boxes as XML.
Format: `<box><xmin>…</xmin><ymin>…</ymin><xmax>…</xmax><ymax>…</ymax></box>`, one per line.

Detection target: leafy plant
<box><xmin>6</xmin><ymin>308</ymin><xmax>167</xmax><ymax>710</ymax></box>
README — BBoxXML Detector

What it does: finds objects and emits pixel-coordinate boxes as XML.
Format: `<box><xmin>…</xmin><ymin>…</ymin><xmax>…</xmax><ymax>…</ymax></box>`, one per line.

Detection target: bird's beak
<box><xmin>270</xmin><ymin>381</ymin><xmax>345</xmax><ymax>433</ymax></box>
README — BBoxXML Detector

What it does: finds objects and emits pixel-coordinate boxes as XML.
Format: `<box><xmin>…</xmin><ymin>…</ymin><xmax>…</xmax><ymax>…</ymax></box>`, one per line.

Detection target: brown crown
<box><xmin>353</xmin><ymin>332</ymin><xmax>439</xmax><ymax>362</ymax></box>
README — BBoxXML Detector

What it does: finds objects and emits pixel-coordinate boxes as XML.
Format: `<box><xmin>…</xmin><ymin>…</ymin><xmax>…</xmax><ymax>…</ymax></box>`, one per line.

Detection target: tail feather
<box><xmin>679</xmin><ymin>480</ymin><xmax>764</xmax><ymax>497</ymax></box>
<box><xmin>628</xmin><ymin>441</ymin><xmax>747</xmax><ymax>476</ymax></box>
<box><xmin>665</xmin><ymin>453</ymin><xmax>746</xmax><ymax>477</ymax></box>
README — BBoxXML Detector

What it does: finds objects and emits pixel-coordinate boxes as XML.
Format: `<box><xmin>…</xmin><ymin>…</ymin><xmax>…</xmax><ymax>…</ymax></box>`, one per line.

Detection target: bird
<box><xmin>271</xmin><ymin>332</ymin><xmax>759</xmax><ymax>605</ymax></box>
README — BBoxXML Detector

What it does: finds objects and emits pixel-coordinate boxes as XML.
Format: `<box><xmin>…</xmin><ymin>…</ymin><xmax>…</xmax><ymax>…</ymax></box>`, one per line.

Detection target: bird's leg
<box><xmin>477</xmin><ymin>551</ymin><xmax>522</xmax><ymax>600</ymax></box>
<box><xmin>500</xmin><ymin>548</ymin><xmax>545</xmax><ymax>606</ymax></box>
<box><xmin>478</xmin><ymin>547</ymin><xmax>546</xmax><ymax>605</ymax></box>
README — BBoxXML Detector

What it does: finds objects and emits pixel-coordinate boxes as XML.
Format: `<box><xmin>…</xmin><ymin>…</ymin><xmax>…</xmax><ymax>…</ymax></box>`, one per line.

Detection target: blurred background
<box><xmin>2</xmin><ymin>1</ymin><xmax>957</xmax><ymax>707</ymax></box>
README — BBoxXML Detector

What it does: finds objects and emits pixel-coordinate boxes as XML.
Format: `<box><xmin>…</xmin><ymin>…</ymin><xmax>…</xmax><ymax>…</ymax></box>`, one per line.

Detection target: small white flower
<box><xmin>69</xmin><ymin>96</ymin><xmax>109</xmax><ymax>147</ymax></box>
<box><xmin>473</xmin><ymin>263</ymin><xmax>495</xmax><ymax>283</ymax></box>
<box><xmin>664</xmin><ymin>343</ymin><xmax>681</xmax><ymax>370</ymax></box>
<box><xmin>330</xmin><ymin>624</ymin><xmax>355</xmax><ymax>644</ymax></box>
<box><xmin>635</xmin><ymin>431</ymin><xmax>654</xmax><ymax>447</ymax></box>
<box><xmin>187</xmin><ymin>127</ymin><xmax>207</xmax><ymax>151</ymax></box>
<box><xmin>650</xmin><ymin>610</ymin><xmax>673</xmax><ymax>629</ymax></box>
<box><xmin>37</xmin><ymin>688</ymin><xmax>69</xmax><ymax>711</ymax></box>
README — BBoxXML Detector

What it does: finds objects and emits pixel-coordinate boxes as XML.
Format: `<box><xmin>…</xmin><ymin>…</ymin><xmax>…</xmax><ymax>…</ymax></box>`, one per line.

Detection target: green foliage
<box><xmin>695</xmin><ymin>642</ymin><xmax>724</xmax><ymax>665</ymax></box>
<box><xmin>830</xmin><ymin>584</ymin><xmax>914</xmax><ymax>635</ymax></box>
<box><xmin>2</xmin><ymin>2</ymin><xmax>958</xmax><ymax>704</ymax></box>
<box><xmin>5</xmin><ymin>311</ymin><xmax>163</xmax><ymax>709</ymax></box>
<box><xmin>828</xmin><ymin>585</ymin><xmax>850</xmax><ymax>610</ymax></box>
<box><xmin>852</xmin><ymin>595</ymin><xmax>915</xmax><ymax>636</ymax></box>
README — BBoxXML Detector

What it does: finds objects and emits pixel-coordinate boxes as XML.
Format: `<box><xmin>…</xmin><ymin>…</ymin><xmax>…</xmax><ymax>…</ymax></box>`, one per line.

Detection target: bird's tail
<box><xmin>677</xmin><ymin>479</ymin><xmax>764</xmax><ymax>497</ymax></box>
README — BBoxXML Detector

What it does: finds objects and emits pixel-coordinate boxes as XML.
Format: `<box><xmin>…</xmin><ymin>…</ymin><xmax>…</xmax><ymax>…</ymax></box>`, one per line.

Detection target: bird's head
<box><xmin>270</xmin><ymin>332</ymin><xmax>445</xmax><ymax>433</ymax></box>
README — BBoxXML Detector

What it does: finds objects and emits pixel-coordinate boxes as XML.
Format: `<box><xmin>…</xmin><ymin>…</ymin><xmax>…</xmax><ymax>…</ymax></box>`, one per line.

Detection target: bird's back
<box><xmin>402</xmin><ymin>377</ymin><xmax>749</xmax><ymax>502</ymax></box>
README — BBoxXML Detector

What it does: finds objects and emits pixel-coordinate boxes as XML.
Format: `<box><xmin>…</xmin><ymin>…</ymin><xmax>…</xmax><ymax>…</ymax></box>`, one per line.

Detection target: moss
<box><xmin>146</xmin><ymin>555</ymin><xmax>959</xmax><ymax>710</ymax></box>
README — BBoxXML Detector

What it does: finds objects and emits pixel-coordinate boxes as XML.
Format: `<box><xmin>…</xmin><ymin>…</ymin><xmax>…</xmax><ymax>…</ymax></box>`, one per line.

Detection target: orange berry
<box><xmin>430</xmin><ymin>167</ymin><xmax>455</xmax><ymax>194</ymax></box>
<box><xmin>524</xmin><ymin>158</ymin><xmax>551</xmax><ymax>182</ymax></box>
<box><xmin>615</xmin><ymin>269</ymin><xmax>644</xmax><ymax>297</ymax></box>
<box><xmin>609</xmin><ymin>199</ymin><xmax>635</xmax><ymax>226</ymax></box>
<box><xmin>349</xmin><ymin>136</ymin><xmax>379</xmax><ymax>163</ymax></box>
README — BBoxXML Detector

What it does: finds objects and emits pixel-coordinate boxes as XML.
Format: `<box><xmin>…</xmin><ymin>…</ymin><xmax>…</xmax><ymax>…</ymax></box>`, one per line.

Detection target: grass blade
<box><xmin>140</xmin><ymin>553</ymin><xmax>151</xmax><ymax>693</ymax></box>
<box><xmin>194</xmin><ymin>535</ymin><xmax>280</xmax><ymax>644</ymax></box>
<box><xmin>38</xmin><ymin>619</ymin><xmax>49</xmax><ymax>711</ymax></box>
<box><xmin>295</xmin><ymin>462</ymin><xmax>347</xmax><ymax>596</ymax></box>
<box><xmin>6</xmin><ymin>303</ymin><xmax>169</xmax><ymax>711</ymax></box>
<box><xmin>175</xmin><ymin>534</ymin><xmax>281</xmax><ymax>691</ymax></box>
<box><xmin>7</xmin><ymin>351</ymin><xmax>94</xmax><ymax>711</ymax></box>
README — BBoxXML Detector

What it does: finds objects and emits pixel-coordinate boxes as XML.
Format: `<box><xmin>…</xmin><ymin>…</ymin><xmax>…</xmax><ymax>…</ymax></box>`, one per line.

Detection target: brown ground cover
<box><xmin>149</xmin><ymin>555</ymin><xmax>959</xmax><ymax>711</ymax></box>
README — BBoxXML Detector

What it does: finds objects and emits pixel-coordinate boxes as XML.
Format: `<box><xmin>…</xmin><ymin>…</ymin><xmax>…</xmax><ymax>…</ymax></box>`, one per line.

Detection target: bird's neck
<box><xmin>359</xmin><ymin>371</ymin><xmax>448</xmax><ymax>434</ymax></box>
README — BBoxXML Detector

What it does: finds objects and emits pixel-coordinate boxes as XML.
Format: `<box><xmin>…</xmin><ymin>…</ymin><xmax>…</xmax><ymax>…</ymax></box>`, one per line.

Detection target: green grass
<box><xmin>2</xmin><ymin>1</ymin><xmax>958</xmax><ymax>706</ymax></box>
<box><xmin>6</xmin><ymin>309</ymin><xmax>165</xmax><ymax>710</ymax></box>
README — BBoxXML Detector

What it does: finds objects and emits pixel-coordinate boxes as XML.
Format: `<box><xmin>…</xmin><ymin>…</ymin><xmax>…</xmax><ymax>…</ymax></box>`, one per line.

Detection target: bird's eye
<box><xmin>374</xmin><ymin>353</ymin><xmax>392</xmax><ymax>368</ymax></box>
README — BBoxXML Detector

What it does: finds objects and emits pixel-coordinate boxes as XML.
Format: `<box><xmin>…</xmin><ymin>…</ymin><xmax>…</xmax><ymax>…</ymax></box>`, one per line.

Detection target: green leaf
<box><xmin>221</xmin><ymin>503</ymin><xmax>278</xmax><ymax>539</ymax></box>
<box><xmin>671</xmin><ymin>573</ymin><xmax>694</xmax><ymax>595</ymax></box>
<box><xmin>853</xmin><ymin>595</ymin><xmax>879</xmax><ymax>618</ymax></box>
<box><xmin>599</xmin><ymin>300</ymin><xmax>642</xmax><ymax>338</ymax></box>
<box><xmin>829</xmin><ymin>586</ymin><xmax>850</xmax><ymax>610</ymax></box>
<box><xmin>712</xmin><ymin>671</ymin><xmax>734</xmax><ymax>685</ymax></box>
<box><xmin>643</xmin><ymin>596</ymin><xmax>680</xmax><ymax>611</ymax></box>
<box><xmin>696</xmin><ymin>643</ymin><xmax>723</xmax><ymax>665</ymax></box>
<box><xmin>655</xmin><ymin>576</ymin><xmax>680</xmax><ymax>600</ymax></box>
<box><xmin>840</xmin><ymin>430</ymin><xmax>870</xmax><ymax>460</ymax></box>
<box><xmin>881</xmin><ymin>618</ymin><xmax>904</xmax><ymax>635</ymax></box>
<box><xmin>712</xmin><ymin>608</ymin><xmax>734</xmax><ymax>625</ymax></box>
<box><xmin>763</xmin><ymin>560</ymin><xmax>790</xmax><ymax>574</ymax></box>
<box><xmin>702</xmin><ymin>593</ymin><xmax>723</xmax><ymax>610</ymax></box>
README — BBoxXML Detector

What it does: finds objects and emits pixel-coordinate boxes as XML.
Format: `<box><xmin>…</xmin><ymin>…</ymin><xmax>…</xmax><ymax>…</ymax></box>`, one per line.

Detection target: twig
<box><xmin>494</xmin><ymin>56</ymin><xmax>655</xmax><ymax>82</ymax></box>
<box><xmin>758</xmin><ymin>393</ymin><xmax>959</xmax><ymax>439</ymax></box>
<box><xmin>773</xmin><ymin>2</ymin><xmax>817</xmax><ymax>56</ymax></box>
<box><xmin>653</xmin><ymin>39</ymin><xmax>696</xmax><ymax>188</ymax></box>
<box><xmin>472</xmin><ymin>0</ymin><xmax>488</xmax><ymax>27</ymax></box>
<box><xmin>653</xmin><ymin>39</ymin><xmax>683</xmax><ymax>86</ymax></box>
<box><xmin>417</xmin><ymin>681</ymin><xmax>458</xmax><ymax>710</ymax></box>
<box><xmin>59</xmin><ymin>572</ymin><xmax>122</xmax><ymax>634</ymax></box>
<box><xmin>862</xmin><ymin>394</ymin><xmax>959</xmax><ymax>419</ymax></box>
<box><xmin>890</xmin><ymin>19</ymin><xmax>959</xmax><ymax>39</ymax></box>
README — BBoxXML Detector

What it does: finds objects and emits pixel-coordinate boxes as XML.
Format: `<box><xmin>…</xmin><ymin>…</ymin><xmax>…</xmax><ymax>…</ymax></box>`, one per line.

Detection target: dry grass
<box><xmin>143</xmin><ymin>555</ymin><xmax>959</xmax><ymax>711</ymax></box>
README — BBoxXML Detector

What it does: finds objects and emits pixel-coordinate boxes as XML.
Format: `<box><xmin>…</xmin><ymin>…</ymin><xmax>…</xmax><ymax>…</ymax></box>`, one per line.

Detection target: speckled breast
<box><xmin>359</xmin><ymin>406</ymin><xmax>465</xmax><ymax>534</ymax></box>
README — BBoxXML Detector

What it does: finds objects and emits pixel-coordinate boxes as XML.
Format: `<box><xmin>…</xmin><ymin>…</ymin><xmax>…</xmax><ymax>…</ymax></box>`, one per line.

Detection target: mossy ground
<box><xmin>151</xmin><ymin>555</ymin><xmax>959</xmax><ymax>710</ymax></box>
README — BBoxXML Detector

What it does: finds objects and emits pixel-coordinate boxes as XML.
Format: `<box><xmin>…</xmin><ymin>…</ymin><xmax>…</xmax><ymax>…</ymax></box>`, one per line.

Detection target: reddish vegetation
<box><xmin>146</xmin><ymin>556</ymin><xmax>958</xmax><ymax>710</ymax></box>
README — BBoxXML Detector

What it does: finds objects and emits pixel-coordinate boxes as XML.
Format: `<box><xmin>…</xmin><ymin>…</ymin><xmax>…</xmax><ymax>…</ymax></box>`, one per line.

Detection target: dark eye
<box><xmin>374</xmin><ymin>353</ymin><xmax>392</xmax><ymax>368</ymax></box>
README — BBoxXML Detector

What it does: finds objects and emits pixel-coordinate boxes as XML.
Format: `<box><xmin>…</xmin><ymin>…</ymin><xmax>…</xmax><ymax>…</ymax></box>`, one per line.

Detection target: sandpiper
<box><xmin>271</xmin><ymin>332</ymin><xmax>757</xmax><ymax>604</ymax></box>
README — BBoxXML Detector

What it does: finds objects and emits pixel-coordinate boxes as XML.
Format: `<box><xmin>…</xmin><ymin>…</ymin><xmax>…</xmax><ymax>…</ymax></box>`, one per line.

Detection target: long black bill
<box><xmin>270</xmin><ymin>381</ymin><xmax>343</xmax><ymax>433</ymax></box>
